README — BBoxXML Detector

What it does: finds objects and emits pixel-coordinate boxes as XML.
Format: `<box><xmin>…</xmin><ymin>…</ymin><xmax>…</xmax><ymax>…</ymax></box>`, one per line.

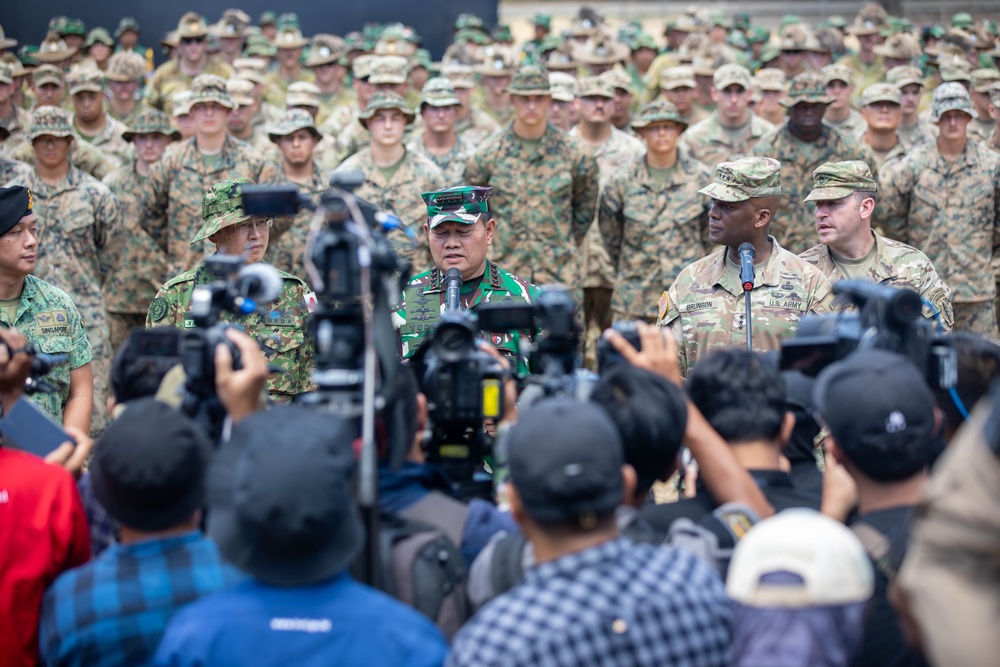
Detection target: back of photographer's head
<box><xmin>815</xmin><ymin>349</ymin><xmax>936</xmax><ymax>482</ymax></box>
<box><xmin>91</xmin><ymin>398</ymin><xmax>212</xmax><ymax>533</ymax></box>
<box><xmin>589</xmin><ymin>365</ymin><xmax>687</xmax><ymax>501</ymax></box>
<box><xmin>687</xmin><ymin>349</ymin><xmax>789</xmax><ymax>445</ymax></box>
<box><xmin>507</xmin><ymin>398</ymin><xmax>628</xmax><ymax>533</ymax></box>
<box><xmin>109</xmin><ymin>328</ymin><xmax>181</xmax><ymax>408</ymax></box>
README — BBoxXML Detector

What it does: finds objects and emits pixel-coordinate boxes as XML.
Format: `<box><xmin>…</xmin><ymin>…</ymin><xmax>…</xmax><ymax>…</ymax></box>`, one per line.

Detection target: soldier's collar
<box><xmin>423</xmin><ymin>260</ymin><xmax>503</xmax><ymax>293</ymax></box>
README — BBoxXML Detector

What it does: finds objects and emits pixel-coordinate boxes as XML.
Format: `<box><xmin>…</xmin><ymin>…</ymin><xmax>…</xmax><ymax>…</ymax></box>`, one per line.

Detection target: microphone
<box><xmin>738</xmin><ymin>243</ymin><xmax>756</xmax><ymax>292</ymax></box>
<box><xmin>233</xmin><ymin>263</ymin><xmax>283</xmax><ymax>314</ymax></box>
<box><xmin>444</xmin><ymin>268</ymin><xmax>462</xmax><ymax>313</ymax></box>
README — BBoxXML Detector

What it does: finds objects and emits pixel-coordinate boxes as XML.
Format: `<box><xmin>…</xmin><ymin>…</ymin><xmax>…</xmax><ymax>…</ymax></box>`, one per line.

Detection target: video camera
<box><xmin>19</xmin><ymin>344</ymin><xmax>69</xmax><ymax>396</ymax></box>
<box><xmin>779</xmin><ymin>280</ymin><xmax>956</xmax><ymax>390</ymax></box>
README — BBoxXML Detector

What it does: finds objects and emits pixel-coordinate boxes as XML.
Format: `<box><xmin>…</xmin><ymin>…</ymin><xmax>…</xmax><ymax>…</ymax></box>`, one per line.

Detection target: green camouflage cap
<box><xmin>493</xmin><ymin>24</ymin><xmax>513</xmax><ymax>43</ymax></box>
<box><xmin>940</xmin><ymin>58</ymin><xmax>972</xmax><ymax>83</ymax></box>
<box><xmin>804</xmin><ymin>160</ymin><xmax>877</xmax><ymax>202</ymax></box>
<box><xmin>422</xmin><ymin>186</ymin><xmax>491</xmax><ymax>228</ymax></box>
<box><xmin>268</xmin><ymin>108</ymin><xmax>319</xmax><ymax>142</ymax></box>
<box><xmin>549</xmin><ymin>72</ymin><xmax>577</xmax><ymax>102</ymax></box>
<box><xmin>781</xmin><ymin>71</ymin><xmax>833</xmax><ymax>107</ymax></box>
<box><xmin>189</xmin><ymin>74</ymin><xmax>235</xmax><ymax>109</ymax></box>
<box><xmin>820</xmin><ymin>63</ymin><xmax>854</xmax><ymax>86</ymax></box>
<box><xmin>409</xmin><ymin>49</ymin><xmax>432</xmax><ymax>71</ymax></box>
<box><xmin>747</xmin><ymin>26</ymin><xmax>770</xmax><ymax>44</ymax></box>
<box><xmin>631</xmin><ymin>100</ymin><xmax>687</xmax><ymax>130</ymax></box>
<box><xmin>780</xmin><ymin>15</ymin><xmax>803</xmax><ymax>29</ymax></box>
<box><xmin>532</xmin><ymin>13</ymin><xmax>552</xmax><ymax>30</ymax></box>
<box><xmin>577</xmin><ymin>75</ymin><xmax>614</xmax><ymax>98</ymax></box>
<box><xmin>714</xmin><ymin>63</ymin><xmax>751</xmax><ymax>90</ymax></box>
<box><xmin>369</xmin><ymin>55</ymin><xmax>409</xmax><ymax>84</ymax></box>
<box><xmin>358</xmin><ymin>90</ymin><xmax>415</xmax><ymax>125</ymax></box>
<box><xmin>631</xmin><ymin>33</ymin><xmax>658</xmax><ymax>51</ymax></box>
<box><xmin>48</xmin><ymin>16</ymin><xmax>69</xmax><ymax>34</ymax></box>
<box><xmin>952</xmin><ymin>13</ymin><xmax>974</xmax><ymax>30</ymax></box>
<box><xmin>84</xmin><ymin>27</ymin><xmax>114</xmax><ymax>49</ymax></box>
<box><xmin>67</xmin><ymin>67</ymin><xmax>105</xmax><ymax>96</ymax></box>
<box><xmin>277</xmin><ymin>13</ymin><xmax>300</xmax><ymax>31</ymax></box>
<box><xmin>106</xmin><ymin>50</ymin><xmax>146</xmax><ymax>82</ymax></box>
<box><xmin>931</xmin><ymin>81</ymin><xmax>974</xmax><ymax>122</ymax></box>
<box><xmin>600</xmin><ymin>66</ymin><xmax>632</xmax><ymax>93</ymax></box>
<box><xmin>29</xmin><ymin>106</ymin><xmax>73</xmax><ymax>140</ymax></box>
<box><xmin>971</xmin><ymin>68</ymin><xmax>1000</xmax><ymax>92</ymax></box>
<box><xmin>699</xmin><ymin>157</ymin><xmax>782</xmax><ymax>202</ymax></box>
<box><xmin>123</xmin><ymin>110</ymin><xmax>180</xmax><ymax>141</ymax></box>
<box><xmin>62</xmin><ymin>18</ymin><xmax>87</xmax><ymax>37</ymax></box>
<box><xmin>709</xmin><ymin>11</ymin><xmax>730</xmax><ymax>29</ymax></box>
<box><xmin>115</xmin><ymin>17</ymin><xmax>140</xmax><ymax>38</ymax></box>
<box><xmin>507</xmin><ymin>65</ymin><xmax>551</xmax><ymax>95</ymax></box>
<box><xmin>193</xmin><ymin>178</ymin><xmax>255</xmax><ymax>244</ymax></box>
<box><xmin>32</xmin><ymin>63</ymin><xmax>65</xmax><ymax>87</ymax></box>
<box><xmin>419</xmin><ymin>77</ymin><xmax>460</xmax><ymax>108</ymax></box>
<box><xmin>661</xmin><ymin>65</ymin><xmax>695</xmax><ymax>90</ymax></box>
<box><xmin>886</xmin><ymin>65</ymin><xmax>924</xmax><ymax>89</ymax></box>
<box><xmin>861</xmin><ymin>83</ymin><xmax>901</xmax><ymax>106</ymax></box>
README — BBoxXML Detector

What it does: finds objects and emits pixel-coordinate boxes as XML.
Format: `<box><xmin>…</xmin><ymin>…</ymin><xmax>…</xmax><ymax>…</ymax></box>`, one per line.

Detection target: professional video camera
<box><xmin>780</xmin><ymin>280</ymin><xmax>956</xmax><ymax>390</ymax></box>
<box><xmin>18</xmin><ymin>344</ymin><xmax>69</xmax><ymax>395</ymax></box>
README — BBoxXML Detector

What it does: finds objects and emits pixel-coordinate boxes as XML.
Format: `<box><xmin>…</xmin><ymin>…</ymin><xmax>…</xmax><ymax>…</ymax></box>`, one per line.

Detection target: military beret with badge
<box><xmin>0</xmin><ymin>186</ymin><xmax>33</xmax><ymax>236</ymax></box>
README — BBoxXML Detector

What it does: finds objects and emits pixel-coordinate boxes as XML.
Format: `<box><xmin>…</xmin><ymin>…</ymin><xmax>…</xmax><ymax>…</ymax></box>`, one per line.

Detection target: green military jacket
<box><xmin>0</xmin><ymin>275</ymin><xmax>93</xmax><ymax>424</ymax></box>
<box><xmin>394</xmin><ymin>260</ymin><xmax>541</xmax><ymax>376</ymax></box>
<box><xmin>146</xmin><ymin>260</ymin><xmax>315</xmax><ymax>400</ymax></box>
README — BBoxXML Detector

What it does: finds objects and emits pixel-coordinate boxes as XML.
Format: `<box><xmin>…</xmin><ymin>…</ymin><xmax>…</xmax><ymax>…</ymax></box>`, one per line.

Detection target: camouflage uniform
<box><xmin>145</xmin><ymin>178</ymin><xmax>314</xmax><ymax>400</ymax></box>
<box><xmin>682</xmin><ymin>112</ymin><xmax>775</xmax><ymax>169</ymax></box>
<box><xmin>896</xmin><ymin>118</ymin><xmax>936</xmax><ymax>151</ymax></box>
<box><xmin>72</xmin><ymin>112</ymin><xmax>133</xmax><ymax>168</ymax></box>
<box><xmin>406</xmin><ymin>133</ymin><xmax>475</xmax><ymax>186</ymax></box>
<box><xmin>0</xmin><ymin>66</ymin><xmax>30</xmax><ymax>149</ymax></box>
<box><xmin>0</xmin><ymin>275</ymin><xmax>92</xmax><ymax>424</ymax></box>
<box><xmin>146</xmin><ymin>59</ymin><xmax>235</xmax><ymax>114</ymax></box>
<box><xmin>0</xmin><ymin>156</ymin><xmax>30</xmax><ymax>184</ymax></box>
<box><xmin>824</xmin><ymin>108</ymin><xmax>868</xmax><ymax>138</ymax></box>
<box><xmin>456</xmin><ymin>107</ymin><xmax>501</xmax><ymax>148</ymax></box>
<box><xmin>878</xmin><ymin>83</ymin><xmax>1000</xmax><ymax>338</ymax></box>
<box><xmin>834</xmin><ymin>53</ymin><xmax>885</xmax><ymax>109</ymax></box>
<box><xmin>8</xmin><ymin>140</ymin><xmax>119</xmax><ymax>181</ymax></box>
<box><xmin>268</xmin><ymin>164</ymin><xmax>329</xmax><ymax>277</ymax></box>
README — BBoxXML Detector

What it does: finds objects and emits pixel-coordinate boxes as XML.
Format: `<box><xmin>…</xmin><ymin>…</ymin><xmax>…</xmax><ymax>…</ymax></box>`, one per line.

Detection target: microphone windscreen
<box><xmin>238</xmin><ymin>263</ymin><xmax>283</xmax><ymax>303</ymax></box>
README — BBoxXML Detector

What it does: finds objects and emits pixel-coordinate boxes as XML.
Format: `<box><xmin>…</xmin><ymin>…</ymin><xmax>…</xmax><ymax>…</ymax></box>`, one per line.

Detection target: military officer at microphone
<box><xmin>395</xmin><ymin>186</ymin><xmax>541</xmax><ymax>377</ymax></box>
<box><xmin>656</xmin><ymin>157</ymin><xmax>835</xmax><ymax>375</ymax></box>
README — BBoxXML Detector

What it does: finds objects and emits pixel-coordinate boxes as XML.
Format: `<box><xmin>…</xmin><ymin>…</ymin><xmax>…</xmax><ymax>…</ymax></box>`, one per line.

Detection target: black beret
<box><xmin>0</xmin><ymin>186</ymin><xmax>32</xmax><ymax>236</ymax></box>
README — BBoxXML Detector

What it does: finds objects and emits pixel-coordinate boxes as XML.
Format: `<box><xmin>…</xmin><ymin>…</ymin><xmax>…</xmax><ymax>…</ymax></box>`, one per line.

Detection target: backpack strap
<box><xmin>400</xmin><ymin>490</ymin><xmax>470</xmax><ymax>548</ymax></box>
<box><xmin>490</xmin><ymin>532</ymin><xmax>529</xmax><ymax>597</ymax></box>
<box><xmin>851</xmin><ymin>521</ymin><xmax>897</xmax><ymax>581</ymax></box>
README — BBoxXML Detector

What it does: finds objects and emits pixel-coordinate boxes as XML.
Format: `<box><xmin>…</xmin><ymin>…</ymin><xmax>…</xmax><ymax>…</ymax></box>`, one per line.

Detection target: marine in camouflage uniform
<box><xmin>0</xmin><ymin>62</ymin><xmax>30</xmax><ymax>150</ymax></box>
<box><xmin>102</xmin><ymin>110</ymin><xmax>178</xmax><ymax>348</ymax></box>
<box><xmin>332</xmin><ymin>91</ymin><xmax>446</xmax><ymax>269</ymax></box>
<box><xmin>834</xmin><ymin>16</ymin><xmax>886</xmax><ymax>110</ymax></box>
<box><xmin>888</xmin><ymin>65</ymin><xmax>935</xmax><ymax>152</ymax></box>
<box><xmin>264</xmin><ymin>109</ymin><xmax>330</xmax><ymax>278</ymax></box>
<box><xmin>405</xmin><ymin>77</ymin><xmax>476</xmax><ymax>186</ymax></box>
<box><xmin>146</xmin><ymin>178</ymin><xmax>314</xmax><ymax>400</ymax></box>
<box><xmin>262</xmin><ymin>28</ymin><xmax>316</xmax><ymax>108</ymax></box>
<box><xmin>464</xmin><ymin>66</ymin><xmax>600</xmax><ymax>288</ymax></box>
<box><xmin>65</xmin><ymin>68</ymin><xmax>134</xmax><ymax>170</ymax></box>
<box><xmin>394</xmin><ymin>186</ymin><xmax>541</xmax><ymax>376</ymax></box>
<box><xmin>450</xmin><ymin>73</ymin><xmax>501</xmax><ymax>148</ymax></box>
<box><xmin>0</xmin><ymin>152</ymin><xmax>30</xmax><ymax>183</ymax></box>
<box><xmin>5</xmin><ymin>107</ymin><xmax>123</xmax><ymax>434</ymax></box>
<box><xmin>0</xmin><ymin>187</ymin><xmax>93</xmax><ymax>427</ymax></box>
<box><xmin>820</xmin><ymin>64</ymin><xmax>868</xmax><ymax>138</ymax></box>
<box><xmin>798</xmin><ymin>161</ymin><xmax>954</xmax><ymax>330</ymax></box>
<box><xmin>752</xmin><ymin>71</ymin><xmax>878</xmax><ymax>254</ymax></box>
<box><xmin>854</xmin><ymin>84</ymin><xmax>910</xmax><ymax>172</ymax></box>
<box><xmin>145</xmin><ymin>14</ymin><xmax>235</xmax><ymax>114</ymax></box>
<box><xmin>8</xmin><ymin>136</ymin><xmax>119</xmax><ymax>181</ymax></box>
<box><xmin>104</xmin><ymin>51</ymin><xmax>153</xmax><ymax>128</ymax></box>
<box><xmin>657</xmin><ymin>157</ymin><xmax>835</xmax><ymax>375</ymax></box>
<box><xmin>304</xmin><ymin>35</ymin><xmax>357</xmax><ymax>128</ymax></box>
<box><xmin>142</xmin><ymin>75</ymin><xmax>281</xmax><ymax>275</ymax></box>
<box><xmin>600</xmin><ymin>101</ymin><xmax>714</xmax><ymax>321</ymax></box>
<box><xmin>878</xmin><ymin>83</ymin><xmax>1000</xmax><ymax>339</ymax></box>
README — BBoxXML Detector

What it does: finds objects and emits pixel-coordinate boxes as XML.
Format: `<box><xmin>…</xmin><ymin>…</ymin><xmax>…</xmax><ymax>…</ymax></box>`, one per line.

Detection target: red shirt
<box><xmin>0</xmin><ymin>447</ymin><xmax>90</xmax><ymax>667</ymax></box>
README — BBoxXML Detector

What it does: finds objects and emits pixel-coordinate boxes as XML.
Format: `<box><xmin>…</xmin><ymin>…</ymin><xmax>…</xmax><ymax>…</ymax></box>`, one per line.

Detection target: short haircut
<box><xmin>109</xmin><ymin>327</ymin><xmax>180</xmax><ymax>403</ymax></box>
<box><xmin>590</xmin><ymin>365</ymin><xmax>688</xmax><ymax>496</ymax></box>
<box><xmin>687</xmin><ymin>349</ymin><xmax>787</xmax><ymax>444</ymax></box>
<box><xmin>853</xmin><ymin>189</ymin><xmax>877</xmax><ymax>205</ymax></box>
<box><xmin>933</xmin><ymin>332</ymin><xmax>1000</xmax><ymax>435</ymax></box>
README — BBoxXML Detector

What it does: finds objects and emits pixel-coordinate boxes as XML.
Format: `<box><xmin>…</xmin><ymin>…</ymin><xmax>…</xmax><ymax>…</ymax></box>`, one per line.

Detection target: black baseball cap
<box><xmin>508</xmin><ymin>398</ymin><xmax>624</xmax><ymax>527</ymax></box>
<box><xmin>814</xmin><ymin>349</ymin><xmax>935</xmax><ymax>479</ymax></box>
<box><xmin>91</xmin><ymin>398</ymin><xmax>213</xmax><ymax>531</ymax></box>
<box><xmin>208</xmin><ymin>405</ymin><xmax>363</xmax><ymax>587</ymax></box>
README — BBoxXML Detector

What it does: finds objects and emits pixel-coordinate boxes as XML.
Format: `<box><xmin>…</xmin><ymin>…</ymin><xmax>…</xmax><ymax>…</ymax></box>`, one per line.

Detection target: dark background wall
<box><xmin>0</xmin><ymin>1</ymin><xmax>499</xmax><ymax>63</ymax></box>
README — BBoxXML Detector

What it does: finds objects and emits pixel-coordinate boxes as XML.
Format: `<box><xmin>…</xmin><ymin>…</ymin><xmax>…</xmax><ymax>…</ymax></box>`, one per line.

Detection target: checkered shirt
<box><xmin>39</xmin><ymin>531</ymin><xmax>244</xmax><ymax>667</ymax></box>
<box><xmin>77</xmin><ymin>472</ymin><xmax>118</xmax><ymax>557</ymax></box>
<box><xmin>447</xmin><ymin>536</ymin><xmax>731</xmax><ymax>667</ymax></box>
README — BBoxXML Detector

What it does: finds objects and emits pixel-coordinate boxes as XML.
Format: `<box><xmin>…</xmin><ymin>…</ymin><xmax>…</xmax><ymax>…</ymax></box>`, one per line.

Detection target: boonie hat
<box><xmin>357</xmin><ymin>90</ymin><xmax>414</xmax><ymax>126</ymax></box>
<box><xmin>192</xmin><ymin>177</ymin><xmax>254</xmax><ymax>244</ymax></box>
<box><xmin>699</xmin><ymin>157</ymin><xmax>782</xmax><ymax>202</ymax></box>
<box><xmin>123</xmin><ymin>110</ymin><xmax>181</xmax><ymax>142</ymax></box>
<box><xmin>268</xmin><ymin>108</ymin><xmax>320</xmax><ymax>143</ymax></box>
<box><xmin>804</xmin><ymin>160</ymin><xmax>877</xmax><ymax>203</ymax></box>
<box><xmin>631</xmin><ymin>99</ymin><xmax>687</xmax><ymax>130</ymax></box>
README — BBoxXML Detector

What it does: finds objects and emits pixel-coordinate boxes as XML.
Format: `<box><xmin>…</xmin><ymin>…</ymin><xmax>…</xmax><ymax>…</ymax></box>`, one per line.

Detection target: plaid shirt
<box><xmin>39</xmin><ymin>531</ymin><xmax>243</xmax><ymax>667</ymax></box>
<box><xmin>448</xmin><ymin>537</ymin><xmax>731</xmax><ymax>667</ymax></box>
<box><xmin>77</xmin><ymin>473</ymin><xmax>118</xmax><ymax>557</ymax></box>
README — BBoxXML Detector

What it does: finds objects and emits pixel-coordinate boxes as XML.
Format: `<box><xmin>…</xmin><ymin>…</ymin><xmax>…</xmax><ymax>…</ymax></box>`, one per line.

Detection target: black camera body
<box><xmin>780</xmin><ymin>280</ymin><xmax>956</xmax><ymax>390</ymax></box>
<box><xmin>596</xmin><ymin>320</ymin><xmax>642</xmax><ymax>373</ymax></box>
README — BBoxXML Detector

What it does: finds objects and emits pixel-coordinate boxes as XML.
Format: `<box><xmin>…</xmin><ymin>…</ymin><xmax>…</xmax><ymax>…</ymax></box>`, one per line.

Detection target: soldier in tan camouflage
<box><xmin>104</xmin><ymin>51</ymin><xmax>151</xmax><ymax>128</ymax></box>
<box><xmin>821</xmin><ymin>64</ymin><xmax>867</xmax><ymax>138</ymax></box>
<box><xmin>857</xmin><ymin>83</ymin><xmax>908</xmax><ymax>170</ymax></box>
<box><xmin>798</xmin><ymin>161</ymin><xmax>953</xmax><ymax>330</ymax></box>
<box><xmin>445</xmin><ymin>65</ymin><xmax>501</xmax><ymax>148</ymax></box>
<box><xmin>406</xmin><ymin>77</ymin><xmax>475</xmax><ymax>186</ymax></box>
<box><xmin>967</xmin><ymin>68</ymin><xmax>999</xmax><ymax>144</ymax></box>
<box><xmin>305</xmin><ymin>35</ymin><xmax>356</xmax><ymax>128</ymax></box>
<box><xmin>318</xmin><ymin>55</ymin><xmax>373</xmax><ymax>142</ymax></box>
<box><xmin>878</xmin><ymin>83</ymin><xmax>1000</xmax><ymax>339</ymax></box>
<box><xmin>835</xmin><ymin>9</ymin><xmax>887</xmax><ymax>109</ymax></box>
<box><xmin>265</xmin><ymin>109</ymin><xmax>330</xmax><ymax>278</ymax></box>
<box><xmin>337</xmin><ymin>56</ymin><xmax>412</xmax><ymax>161</ymax></box>
<box><xmin>752</xmin><ymin>71</ymin><xmax>878</xmax><ymax>254</ymax></box>
<box><xmin>600</xmin><ymin>100</ymin><xmax>713</xmax><ymax>322</ymax></box>
<box><xmin>465</xmin><ymin>65</ymin><xmax>600</xmax><ymax>289</ymax></box>
<box><xmin>141</xmin><ymin>74</ymin><xmax>281</xmax><ymax>276</ymax></box>
<box><xmin>0</xmin><ymin>62</ymin><xmax>30</xmax><ymax>150</ymax></box>
<box><xmin>283</xmin><ymin>82</ymin><xmax>345</xmax><ymax>171</ymax></box>
<box><xmin>660</xmin><ymin>66</ymin><xmax>710</xmax><ymax>126</ymax></box>
<box><xmin>657</xmin><ymin>157</ymin><xmax>835</xmax><ymax>375</ymax></box>
<box><xmin>333</xmin><ymin>91</ymin><xmax>445</xmax><ymax>269</ymax></box>
<box><xmin>146</xmin><ymin>178</ymin><xmax>314</xmax><ymax>401</ymax></box>
<box><xmin>547</xmin><ymin>72</ymin><xmax>578</xmax><ymax>132</ymax></box>
<box><xmin>263</xmin><ymin>28</ymin><xmax>315</xmax><ymax>108</ymax></box>
<box><xmin>473</xmin><ymin>51</ymin><xmax>514</xmax><ymax>125</ymax></box>
<box><xmin>681</xmin><ymin>64</ymin><xmax>775</xmax><ymax>170</ymax></box>
<box><xmin>0</xmin><ymin>185</ymin><xmax>94</xmax><ymax>433</ymax></box>
<box><xmin>5</xmin><ymin>107</ymin><xmax>123</xmax><ymax>434</ymax></box>
<box><xmin>66</xmin><ymin>68</ymin><xmax>133</xmax><ymax>169</ymax></box>
<box><xmin>0</xmin><ymin>125</ymin><xmax>30</xmax><ymax>183</ymax></box>
<box><xmin>887</xmin><ymin>66</ymin><xmax>936</xmax><ymax>151</ymax></box>
<box><xmin>225</xmin><ymin>78</ymin><xmax>271</xmax><ymax>154</ymax></box>
<box><xmin>102</xmin><ymin>110</ymin><xmax>179</xmax><ymax>349</ymax></box>
<box><xmin>146</xmin><ymin>13</ymin><xmax>234</xmax><ymax>114</ymax></box>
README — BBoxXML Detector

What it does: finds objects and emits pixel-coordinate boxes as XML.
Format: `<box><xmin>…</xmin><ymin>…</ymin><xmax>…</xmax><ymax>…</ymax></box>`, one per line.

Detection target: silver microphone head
<box><xmin>237</xmin><ymin>263</ymin><xmax>283</xmax><ymax>303</ymax></box>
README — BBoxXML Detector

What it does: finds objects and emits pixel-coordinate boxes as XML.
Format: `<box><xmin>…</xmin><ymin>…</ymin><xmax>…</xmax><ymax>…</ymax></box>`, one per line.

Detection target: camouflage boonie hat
<box><xmin>66</xmin><ymin>67</ymin><xmax>104</xmax><ymax>96</ymax></box>
<box><xmin>886</xmin><ymin>65</ymin><xmax>923</xmax><ymax>89</ymax></box>
<box><xmin>631</xmin><ymin>100</ymin><xmax>687</xmax><ymax>130</ymax></box>
<box><xmin>29</xmin><ymin>106</ymin><xmax>73</xmax><ymax>140</ymax></box>
<box><xmin>939</xmin><ymin>59</ymin><xmax>972</xmax><ymax>83</ymax></box>
<box><xmin>549</xmin><ymin>72</ymin><xmax>577</xmax><ymax>102</ymax></box>
<box><xmin>171</xmin><ymin>90</ymin><xmax>193</xmax><ymax>117</ymax></box>
<box><xmin>358</xmin><ymin>90</ymin><xmax>415</xmax><ymax>125</ymax></box>
<box><xmin>714</xmin><ymin>63</ymin><xmax>751</xmax><ymax>90</ymax></box>
<box><xmin>0</xmin><ymin>63</ymin><xmax>12</xmax><ymax>86</ymax></box>
<box><xmin>193</xmin><ymin>178</ymin><xmax>255</xmax><ymax>244</ymax></box>
<box><xmin>234</xmin><ymin>57</ymin><xmax>268</xmax><ymax>83</ymax></box>
<box><xmin>507</xmin><ymin>65</ymin><xmax>551</xmax><ymax>96</ymax></box>
<box><xmin>105</xmin><ymin>51</ymin><xmax>146</xmax><ymax>82</ymax></box>
<box><xmin>661</xmin><ymin>65</ymin><xmax>696</xmax><ymax>90</ymax></box>
<box><xmin>860</xmin><ymin>83</ymin><xmax>901</xmax><ymax>106</ymax></box>
<box><xmin>600</xmin><ymin>65</ymin><xmax>632</xmax><ymax>93</ymax></box>
<box><xmin>421</xmin><ymin>186</ymin><xmax>492</xmax><ymax>228</ymax></box>
<box><xmin>756</xmin><ymin>68</ymin><xmax>787</xmax><ymax>92</ymax></box>
<box><xmin>268</xmin><ymin>108</ymin><xmax>320</xmax><ymax>142</ymax></box>
<box><xmin>782</xmin><ymin>71</ymin><xmax>833</xmax><ymax>107</ymax></box>
<box><xmin>990</xmin><ymin>81</ymin><xmax>1000</xmax><ymax>106</ymax></box>
<box><xmin>0</xmin><ymin>23</ymin><xmax>18</xmax><ymax>50</ymax></box>
<box><xmin>285</xmin><ymin>81</ymin><xmax>321</xmax><ymax>108</ymax></box>
<box><xmin>931</xmin><ymin>82</ymin><xmax>974</xmax><ymax>122</ymax></box>
<box><xmin>115</xmin><ymin>17</ymin><xmax>140</xmax><ymax>38</ymax></box>
<box><xmin>699</xmin><ymin>157</ymin><xmax>782</xmax><ymax>202</ymax></box>
<box><xmin>419</xmin><ymin>77</ymin><xmax>461</xmax><ymax>108</ymax></box>
<box><xmin>84</xmin><ymin>27</ymin><xmax>114</xmax><ymax>49</ymax></box>
<box><xmin>189</xmin><ymin>74</ymin><xmax>235</xmax><ymax>109</ymax></box>
<box><xmin>226</xmin><ymin>78</ymin><xmax>255</xmax><ymax>106</ymax></box>
<box><xmin>32</xmin><ymin>64</ymin><xmax>64</xmax><ymax>87</ymax></box>
<box><xmin>820</xmin><ymin>63</ymin><xmax>853</xmax><ymax>86</ymax></box>
<box><xmin>123</xmin><ymin>110</ymin><xmax>180</xmax><ymax>141</ymax></box>
<box><xmin>34</xmin><ymin>33</ymin><xmax>77</xmax><ymax>63</ymax></box>
<box><xmin>176</xmin><ymin>12</ymin><xmax>210</xmax><ymax>39</ymax></box>
<box><xmin>971</xmin><ymin>68</ymin><xmax>1000</xmax><ymax>93</ymax></box>
<box><xmin>804</xmin><ymin>161</ymin><xmax>877</xmax><ymax>202</ymax></box>
<box><xmin>577</xmin><ymin>75</ymin><xmax>614</xmax><ymax>99</ymax></box>
<box><xmin>368</xmin><ymin>55</ymin><xmax>408</xmax><ymax>85</ymax></box>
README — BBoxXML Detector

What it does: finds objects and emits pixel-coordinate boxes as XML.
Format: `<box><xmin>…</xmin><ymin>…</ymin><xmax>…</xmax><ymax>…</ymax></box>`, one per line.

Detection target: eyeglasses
<box><xmin>180</xmin><ymin>36</ymin><xmax>206</xmax><ymax>45</ymax></box>
<box><xmin>233</xmin><ymin>218</ymin><xmax>273</xmax><ymax>234</ymax></box>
